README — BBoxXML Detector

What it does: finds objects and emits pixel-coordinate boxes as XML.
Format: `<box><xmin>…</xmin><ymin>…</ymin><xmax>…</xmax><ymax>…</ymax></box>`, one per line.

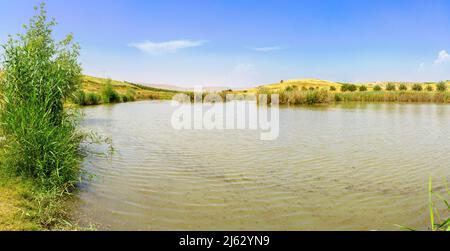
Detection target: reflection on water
<box><xmin>73</xmin><ymin>101</ymin><xmax>450</xmax><ymax>230</ymax></box>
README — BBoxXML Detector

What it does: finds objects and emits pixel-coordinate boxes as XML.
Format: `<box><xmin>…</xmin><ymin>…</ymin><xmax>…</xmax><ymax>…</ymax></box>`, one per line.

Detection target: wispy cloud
<box><xmin>250</xmin><ymin>46</ymin><xmax>283</xmax><ymax>52</ymax></box>
<box><xmin>233</xmin><ymin>63</ymin><xmax>256</xmax><ymax>74</ymax></box>
<box><xmin>129</xmin><ymin>40</ymin><xmax>207</xmax><ymax>55</ymax></box>
<box><xmin>434</xmin><ymin>50</ymin><xmax>450</xmax><ymax>65</ymax></box>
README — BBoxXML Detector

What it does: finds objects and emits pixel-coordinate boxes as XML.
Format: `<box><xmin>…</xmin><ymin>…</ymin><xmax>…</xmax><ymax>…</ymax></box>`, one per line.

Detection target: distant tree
<box><xmin>341</xmin><ymin>84</ymin><xmax>357</xmax><ymax>92</ymax></box>
<box><xmin>426</xmin><ymin>85</ymin><xmax>434</xmax><ymax>92</ymax></box>
<box><xmin>412</xmin><ymin>84</ymin><xmax>423</xmax><ymax>91</ymax></box>
<box><xmin>436</xmin><ymin>82</ymin><xmax>447</xmax><ymax>92</ymax></box>
<box><xmin>399</xmin><ymin>84</ymin><xmax>408</xmax><ymax>91</ymax></box>
<box><xmin>386</xmin><ymin>83</ymin><xmax>396</xmax><ymax>91</ymax></box>
<box><xmin>347</xmin><ymin>84</ymin><xmax>357</xmax><ymax>92</ymax></box>
<box><xmin>329</xmin><ymin>86</ymin><xmax>336</xmax><ymax>91</ymax></box>
<box><xmin>359</xmin><ymin>85</ymin><xmax>367</xmax><ymax>92</ymax></box>
<box><xmin>373</xmin><ymin>85</ymin><xmax>382</xmax><ymax>91</ymax></box>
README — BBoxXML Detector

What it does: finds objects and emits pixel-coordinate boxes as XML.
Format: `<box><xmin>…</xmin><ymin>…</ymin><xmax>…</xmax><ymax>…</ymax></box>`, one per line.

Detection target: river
<box><xmin>73</xmin><ymin>101</ymin><xmax>450</xmax><ymax>230</ymax></box>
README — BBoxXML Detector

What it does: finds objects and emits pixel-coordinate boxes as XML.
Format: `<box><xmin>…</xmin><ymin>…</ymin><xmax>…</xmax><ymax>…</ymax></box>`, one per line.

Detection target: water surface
<box><xmin>74</xmin><ymin>101</ymin><xmax>450</xmax><ymax>230</ymax></box>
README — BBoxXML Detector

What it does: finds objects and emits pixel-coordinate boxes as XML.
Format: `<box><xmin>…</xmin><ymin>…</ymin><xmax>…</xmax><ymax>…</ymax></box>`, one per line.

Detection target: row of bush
<box><xmin>72</xmin><ymin>80</ymin><xmax>136</xmax><ymax>106</ymax></box>
<box><xmin>258</xmin><ymin>88</ymin><xmax>450</xmax><ymax>105</ymax></box>
<box><xmin>335</xmin><ymin>82</ymin><xmax>447</xmax><ymax>92</ymax></box>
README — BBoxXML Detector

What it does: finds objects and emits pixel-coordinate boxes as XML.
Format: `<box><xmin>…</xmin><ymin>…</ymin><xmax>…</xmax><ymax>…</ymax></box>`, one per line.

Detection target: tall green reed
<box><xmin>0</xmin><ymin>3</ymin><xmax>83</xmax><ymax>191</ymax></box>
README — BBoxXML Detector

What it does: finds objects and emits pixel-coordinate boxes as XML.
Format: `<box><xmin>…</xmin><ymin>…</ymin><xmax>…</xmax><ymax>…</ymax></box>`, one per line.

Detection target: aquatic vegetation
<box><xmin>399</xmin><ymin>178</ymin><xmax>450</xmax><ymax>231</ymax></box>
<box><xmin>121</xmin><ymin>89</ymin><xmax>136</xmax><ymax>102</ymax></box>
<box><xmin>427</xmin><ymin>178</ymin><xmax>450</xmax><ymax>231</ymax></box>
<box><xmin>258</xmin><ymin>88</ymin><xmax>450</xmax><ymax>105</ymax></box>
<box><xmin>85</xmin><ymin>92</ymin><xmax>101</xmax><ymax>105</ymax></box>
<box><xmin>0</xmin><ymin>3</ymin><xmax>86</xmax><ymax>229</ymax></box>
<box><xmin>72</xmin><ymin>90</ymin><xmax>87</xmax><ymax>105</ymax></box>
<box><xmin>101</xmin><ymin>79</ymin><xmax>122</xmax><ymax>103</ymax></box>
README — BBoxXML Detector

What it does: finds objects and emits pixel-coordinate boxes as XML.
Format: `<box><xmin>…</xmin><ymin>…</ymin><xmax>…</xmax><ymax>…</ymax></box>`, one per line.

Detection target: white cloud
<box><xmin>129</xmin><ymin>40</ymin><xmax>207</xmax><ymax>55</ymax></box>
<box><xmin>250</xmin><ymin>46</ymin><xmax>283</xmax><ymax>52</ymax></box>
<box><xmin>434</xmin><ymin>50</ymin><xmax>450</xmax><ymax>65</ymax></box>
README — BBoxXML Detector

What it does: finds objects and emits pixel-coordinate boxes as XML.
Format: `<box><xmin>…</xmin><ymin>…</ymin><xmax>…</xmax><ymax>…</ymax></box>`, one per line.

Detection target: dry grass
<box><xmin>0</xmin><ymin>173</ymin><xmax>38</xmax><ymax>231</ymax></box>
<box><xmin>81</xmin><ymin>75</ymin><xmax>177</xmax><ymax>102</ymax></box>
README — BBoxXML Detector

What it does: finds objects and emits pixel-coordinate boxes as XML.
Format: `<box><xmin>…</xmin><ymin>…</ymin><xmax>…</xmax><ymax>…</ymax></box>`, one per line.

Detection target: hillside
<box><xmin>250</xmin><ymin>78</ymin><xmax>450</xmax><ymax>92</ymax></box>
<box><xmin>81</xmin><ymin>75</ymin><xmax>179</xmax><ymax>101</ymax></box>
<box><xmin>255</xmin><ymin>79</ymin><xmax>341</xmax><ymax>91</ymax></box>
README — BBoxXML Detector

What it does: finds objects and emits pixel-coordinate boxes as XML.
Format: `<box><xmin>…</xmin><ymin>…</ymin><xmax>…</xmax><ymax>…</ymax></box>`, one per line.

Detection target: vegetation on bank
<box><xmin>427</xmin><ymin>178</ymin><xmax>450</xmax><ymax>231</ymax></box>
<box><xmin>71</xmin><ymin>75</ymin><xmax>179</xmax><ymax>106</ymax></box>
<box><xmin>255</xmin><ymin>87</ymin><xmax>450</xmax><ymax>105</ymax></box>
<box><xmin>0</xmin><ymin>4</ymin><xmax>85</xmax><ymax>230</ymax></box>
<box><xmin>399</xmin><ymin>178</ymin><xmax>450</xmax><ymax>231</ymax></box>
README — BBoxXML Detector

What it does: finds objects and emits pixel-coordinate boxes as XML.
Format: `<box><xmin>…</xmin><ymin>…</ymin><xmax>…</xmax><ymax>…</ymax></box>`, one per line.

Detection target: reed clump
<box><xmin>101</xmin><ymin>79</ymin><xmax>122</xmax><ymax>103</ymax></box>
<box><xmin>0</xmin><ymin>3</ymin><xmax>85</xmax><ymax>229</ymax></box>
<box><xmin>257</xmin><ymin>88</ymin><xmax>450</xmax><ymax>105</ymax></box>
<box><xmin>72</xmin><ymin>90</ymin><xmax>101</xmax><ymax>106</ymax></box>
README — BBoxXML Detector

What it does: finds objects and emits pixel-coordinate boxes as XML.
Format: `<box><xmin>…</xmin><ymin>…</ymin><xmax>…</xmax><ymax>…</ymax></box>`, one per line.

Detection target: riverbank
<box><xmin>0</xmin><ymin>171</ymin><xmax>38</xmax><ymax>230</ymax></box>
<box><xmin>256</xmin><ymin>89</ymin><xmax>450</xmax><ymax>105</ymax></box>
<box><xmin>0</xmin><ymin>167</ymin><xmax>86</xmax><ymax>231</ymax></box>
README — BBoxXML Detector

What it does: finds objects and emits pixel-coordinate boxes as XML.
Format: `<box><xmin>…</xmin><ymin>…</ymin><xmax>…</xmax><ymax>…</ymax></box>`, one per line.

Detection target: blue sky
<box><xmin>1</xmin><ymin>0</ymin><xmax>450</xmax><ymax>87</ymax></box>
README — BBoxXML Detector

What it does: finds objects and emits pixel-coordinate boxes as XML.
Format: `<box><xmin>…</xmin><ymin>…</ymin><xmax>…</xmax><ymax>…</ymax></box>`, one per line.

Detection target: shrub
<box><xmin>301</xmin><ymin>86</ymin><xmax>308</xmax><ymax>91</ymax></box>
<box><xmin>126</xmin><ymin>89</ymin><xmax>136</xmax><ymax>101</ymax></box>
<box><xmin>102</xmin><ymin>79</ymin><xmax>121</xmax><ymax>103</ymax></box>
<box><xmin>121</xmin><ymin>90</ymin><xmax>136</xmax><ymax>103</ymax></box>
<box><xmin>122</xmin><ymin>94</ymin><xmax>130</xmax><ymax>102</ymax></box>
<box><xmin>308</xmin><ymin>87</ymin><xmax>315</xmax><ymax>91</ymax></box>
<box><xmin>341</xmin><ymin>84</ymin><xmax>357</xmax><ymax>92</ymax></box>
<box><xmin>426</xmin><ymin>85</ymin><xmax>434</xmax><ymax>92</ymax></box>
<box><xmin>85</xmin><ymin>92</ymin><xmax>100</xmax><ymax>105</ymax></box>
<box><xmin>386</xmin><ymin>83</ymin><xmax>396</xmax><ymax>91</ymax></box>
<box><xmin>359</xmin><ymin>85</ymin><xmax>367</xmax><ymax>92</ymax></box>
<box><xmin>0</xmin><ymin>3</ymin><xmax>83</xmax><ymax>190</ymax></box>
<box><xmin>330</xmin><ymin>86</ymin><xmax>336</xmax><ymax>91</ymax></box>
<box><xmin>399</xmin><ymin>84</ymin><xmax>407</xmax><ymax>91</ymax></box>
<box><xmin>72</xmin><ymin>90</ymin><xmax>86</xmax><ymax>105</ymax></box>
<box><xmin>436</xmin><ymin>82</ymin><xmax>447</xmax><ymax>92</ymax></box>
<box><xmin>412</xmin><ymin>84</ymin><xmax>423</xmax><ymax>91</ymax></box>
<box><xmin>340</xmin><ymin>84</ymin><xmax>348</xmax><ymax>92</ymax></box>
<box><xmin>373</xmin><ymin>85</ymin><xmax>382</xmax><ymax>91</ymax></box>
<box><xmin>284</xmin><ymin>86</ymin><xmax>294</xmax><ymax>92</ymax></box>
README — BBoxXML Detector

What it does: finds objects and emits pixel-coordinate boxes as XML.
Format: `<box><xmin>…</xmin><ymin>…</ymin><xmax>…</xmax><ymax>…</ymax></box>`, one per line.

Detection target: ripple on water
<box><xmin>73</xmin><ymin>102</ymin><xmax>450</xmax><ymax>230</ymax></box>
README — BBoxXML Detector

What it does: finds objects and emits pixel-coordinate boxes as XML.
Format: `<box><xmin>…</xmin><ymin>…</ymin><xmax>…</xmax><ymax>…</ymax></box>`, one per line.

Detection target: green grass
<box><xmin>428</xmin><ymin>178</ymin><xmax>450</xmax><ymax>231</ymax></box>
<box><xmin>71</xmin><ymin>75</ymin><xmax>180</xmax><ymax>106</ymax></box>
<box><xmin>256</xmin><ymin>88</ymin><xmax>450</xmax><ymax>105</ymax></box>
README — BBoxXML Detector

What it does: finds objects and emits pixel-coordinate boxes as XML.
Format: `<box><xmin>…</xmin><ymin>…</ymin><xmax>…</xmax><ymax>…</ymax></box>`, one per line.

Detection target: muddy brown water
<box><xmin>73</xmin><ymin>101</ymin><xmax>450</xmax><ymax>230</ymax></box>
